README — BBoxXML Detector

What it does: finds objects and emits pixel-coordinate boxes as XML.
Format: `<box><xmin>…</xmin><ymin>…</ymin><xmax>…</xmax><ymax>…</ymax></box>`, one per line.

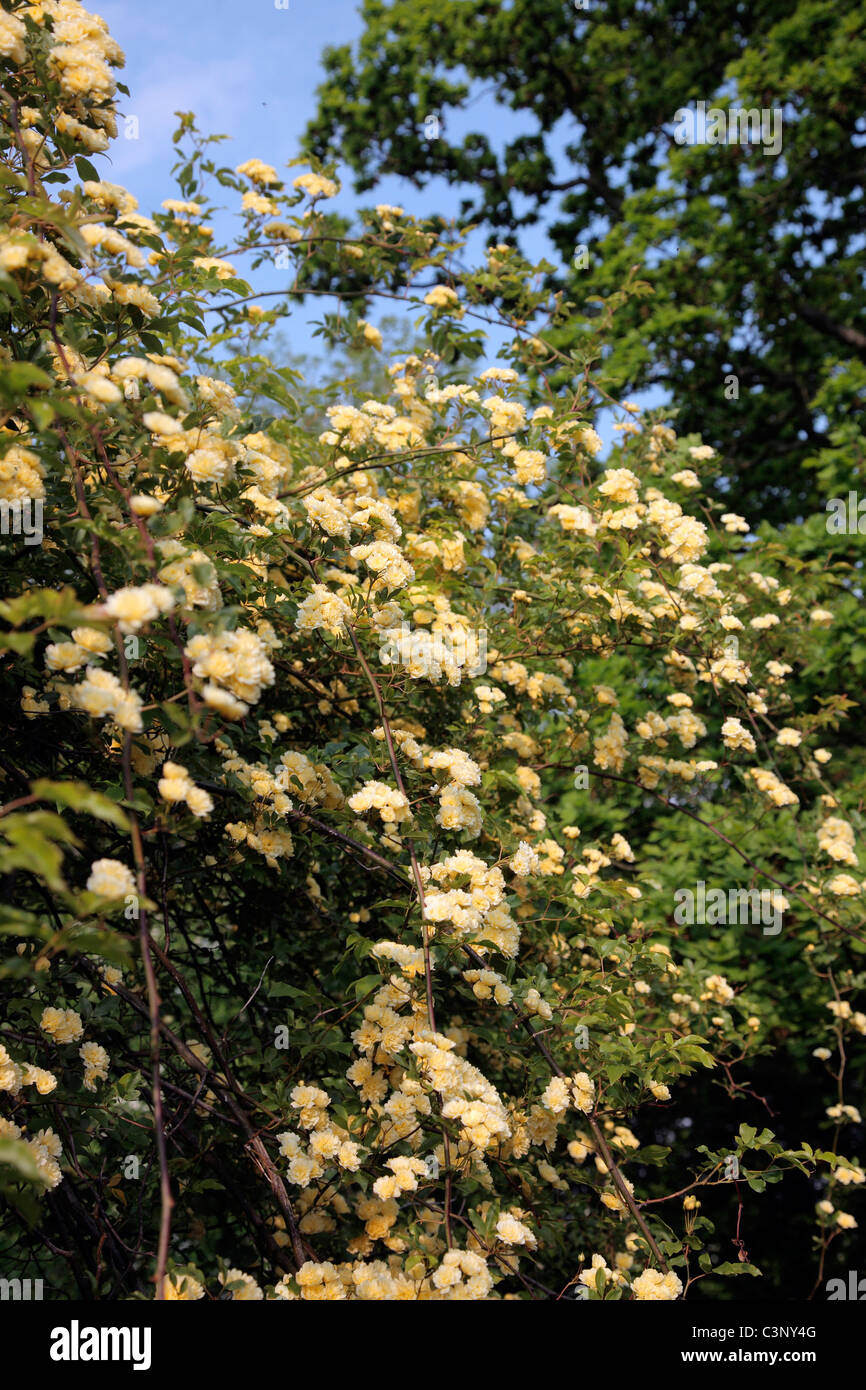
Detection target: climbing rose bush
<box><xmin>0</xmin><ymin>0</ymin><xmax>863</xmax><ymax>1301</ymax></box>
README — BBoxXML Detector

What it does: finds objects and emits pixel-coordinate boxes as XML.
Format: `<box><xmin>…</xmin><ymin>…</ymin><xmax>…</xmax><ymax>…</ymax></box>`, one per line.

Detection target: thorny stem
<box><xmin>120</xmin><ymin>733</ymin><xmax>173</xmax><ymax>1300</ymax></box>
<box><xmin>346</xmin><ymin>626</ymin><xmax>436</xmax><ymax>1031</ymax></box>
<box><xmin>345</xmin><ymin>623</ymin><xmax>453</xmax><ymax>1250</ymax></box>
<box><xmin>461</xmin><ymin>943</ymin><xmax>670</xmax><ymax>1274</ymax></box>
<box><xmin>80</xmin><ymin>962</ymin><xmax>311</xmax><ymax>1271</ymax></box>
<box><xmin>292</xmin><ymin>639</ymin><xmax>671</xmax><ymax>1275</ymax></box>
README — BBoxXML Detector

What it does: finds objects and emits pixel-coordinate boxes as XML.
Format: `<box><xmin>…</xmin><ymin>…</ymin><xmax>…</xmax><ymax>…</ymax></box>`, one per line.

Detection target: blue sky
<box><xmin>98</xmin><ymin>0</ymin><xmax>366</xmax><ymax>214</ymax></box>
<box><xmin>98</xmin><ymin>0</ymin><xmax>555</xmax><ymax>245</ymax></box>
<box><xmin>97</xmin><ymin>2</ymin><xmax>534</xmax><ymax>355</ymax></box>
<box><xmin>95</xmin><ymin>0</ymin><xmax>665</xmax><ymax>436</ymax></box>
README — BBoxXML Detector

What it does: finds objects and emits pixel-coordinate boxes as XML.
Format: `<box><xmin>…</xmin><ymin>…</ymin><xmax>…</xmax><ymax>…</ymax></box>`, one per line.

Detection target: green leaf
<box><xmin>75</xmin><ymin>156</ymin><xmax>100</xmax><ymax>183</ymax></box>
<box><xmin>0</xmin><ymin>361</ymin><xmax>54</xmax><ymax>398</ymax></box>
<box><xmin>0</xmin><ymin>631</ymin><xmax>36</xmax><ymax>655</ymax></box>
<box><xmin>0</xmin><ymin>1137</ymin><xmax>48</xmax><ymax>1186</ymax></box>
<box><xmin>30</xmin><ymin>780</ymin><xmax>130</xmax><ymax>831</ymax></box>
<box><xmin>351</xmin><ymin>974</ymin><xmax>382</xmax><ymax>998</ymax></box>
<box><xmin>635</xmin><ymin>1145</ymin><xmax>671</xmax><ymax>1166</ymax></box>
<box><xmin>60</xmin><ymin>925</ymin><xmax>132</xmax><ymax>965</ymax></box>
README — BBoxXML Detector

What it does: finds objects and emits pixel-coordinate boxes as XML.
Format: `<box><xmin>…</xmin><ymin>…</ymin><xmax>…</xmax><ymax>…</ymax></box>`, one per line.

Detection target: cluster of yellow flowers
<box><xmin>295</xmin><ymin>584</ymin><xmax>353</xmax><ymax>638</ymax></box>
<box><xmin>818</xmin><ymin>816</ymin><xmax>859</xmax><ymax>867</ymax></box>
<box><xmin>0</xmin><ymin>442</ymin><xmax>45</xmax><ymax>502</ymax></box>
<box><xmin>158</xmin><ymin>762</ymin><xmax>214</xmax><ymax>818</ymax></box>
<box><xmin>277</xmin><ymin>1084</ymin><xmax>362</xmax><ymax>1187</ymax></box>
<box><xmin>419</xmin><ymin>851</ymin><xmax>518</xmax><ymax>954</ymax></box>
<box><xmin>348</xmin><ymin>780</ymin><xmax>411</xmax><ymax>826</ymax></box>
<box><xmin>748</xmin><ymin>767</ymin><xmax>800</xmax><ymax>808</ymax></box>
<box><xmin>185</xmin><ymin>627</ymin><xmax>276</xmax><ymax>717</ymax></box>
<box><xmin>541</xmin><ymin>1072</ymin><xmax>596</xmax><ymax>1116</ymax></box>
<box><xmin>85</xmin><ymin>857</ymin><xmax>135</xmax><ymax>898</ymax></box>
<box><xmin>0</xmin><ymin>991</ymin><xmax>108</xmax><ymax>1178</ymax></box>
<box><xmin>0</xmin><ymin>1041</ymin><xmax>56</xmax><ymax>1097</ymax></box>
<box><xmin>631</xmin><ymin>1268</ymin><xmax>684</xmax><ymax>1300</ymax></box>
<box><xmin>40</xmin><ymin>1006</ymin><xmax>83</xmax><ymax>1043</ymax></box>
<box><xmin>0</xmin><ymin>1115</ymin><xmax>64</xmax><ymax>1188</ymax></box>
<box><xmin>80</xmin><ymin>1041</ymin><xmax>109</xmax><ymax>1090</ymax></box>
<box><xmin>104</xmin><ymin>584</ymin><xmax>174</xmax><ymax>634</ymax></box>
<box><xmin>70</xmin><ymin>667</ymin><xmax>144</xmax><ymax>732</ymax></box>
<box><xmin>196</xmin><ymin>1248</ymin><xmax>499</xmax><ymax>1300</ymax></box>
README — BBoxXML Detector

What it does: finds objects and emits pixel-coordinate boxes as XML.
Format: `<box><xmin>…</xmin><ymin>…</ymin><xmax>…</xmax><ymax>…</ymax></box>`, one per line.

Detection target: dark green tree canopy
<box><xmin>305</xmin><ymin>0</ymin><xmax>866</xmax><ymax>523</ymax></box>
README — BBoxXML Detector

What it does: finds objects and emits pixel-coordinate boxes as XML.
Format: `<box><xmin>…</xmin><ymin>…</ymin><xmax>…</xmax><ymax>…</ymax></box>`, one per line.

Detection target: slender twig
<box><xmin>344</xmin><ymin>623</ymin><xmax>453</xmax><ymax>1248</ymax></box>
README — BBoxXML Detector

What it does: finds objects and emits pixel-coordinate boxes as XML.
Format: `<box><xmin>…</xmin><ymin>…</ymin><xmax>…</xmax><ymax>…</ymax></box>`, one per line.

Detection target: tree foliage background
<box><xmin>306</xmin><ymin>0</ymin><xmax>866</xmax><ymax>527</ymax></box>
<box><xmin>0</xmin><ymin>0</ymin><xmax>864</xmax><ymax>1302</ymax></box>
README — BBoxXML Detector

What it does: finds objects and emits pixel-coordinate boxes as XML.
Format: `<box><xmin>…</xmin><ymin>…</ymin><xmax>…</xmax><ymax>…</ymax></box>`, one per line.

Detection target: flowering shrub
<box><xmin>0</xmin><ymin>1</ymin><xmax>863</xmax><ymax>1302</ymax></box>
